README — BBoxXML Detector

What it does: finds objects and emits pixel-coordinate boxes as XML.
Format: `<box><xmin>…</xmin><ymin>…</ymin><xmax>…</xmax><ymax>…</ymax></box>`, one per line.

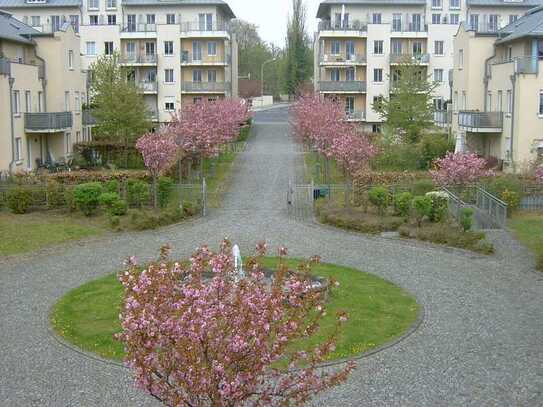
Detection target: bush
<box><xmin>486</xmin><ymin>175</ymin><xmax>523</xmax><ymax>197</ymax></box>
<box><xmin>371</xmin><ymin>143</ymin><xmax>421</xmax><ymax>171</ymax></box>
<box><xmin>46</xmin><ymin>181</ymin><xmax>65</xmax><ymax>208</ymax></box>
<box><xmin>157</xmin><ymin>177</ymin><xmax>175</xmax><ymax>208</ymax></box>
<box><xmin>418</xmin><ymin>134</ymin><xmax>454</xmax><ymax>170</ymax></box>
<box><xmin>368</xmin><ymin>186</ymin><xmax>390</xmax><ymax>215</ymax></box>
<box><xmin>459</xmin><ymin>207</ymin><xmax>474</xmax><ymax>232</ymax></box>
<box><xmin>128</xmin><ymin>207</ymin><xmax>184</xmax><ymax>231</ymax></box>
<box><xmin>394</xmin><ymin>192</ymin><xmax>413</xmax><ymax>217</ymax></box>
<box><xmin>6</xmin><ymin>187</ymin><xmax>33</xmax><ymax>214</ymax></box>
<box><xmin>110</xmin><ymin>199</ymin><xmax>128</xmax><ymax>216</ymax></box>
<box><xmin>412</xmin><ymin>196</ymin><xmax>433</xmax><ymax>226</ymax></box>
<box><xmin>426</xmin><ymin>191</ymin><xmax>449</xmax><ymax>223</ymax></box>
<box><xmin>103</xmin><ymin>179</ymin><xmax>120</xmax><ymax>194</ymax></box>
<box><xmin>411</xmin><ymin>179</ymin><xmax>435</xmax><ymax>196</ymax></box>
<box><xmin>127</xmin><ymin>180</ymin><xmax>150</xmax><ymax>208</ymax></box>
<box><xmin>500</xmin><ymin>189</ymin><xmax>520</xmax><ymax>216</ymax></box>
<box><xmin>63</xmin><ymin>189</ymin><xmax>77</xmax><ymax>212</ymax></box>
<box><xmin>73</xmin><ymin>182</ymin><xmax>103</xmax><ymax>216</ymax></box>
<box><xmin>99</xmin><ymin>192</ymin><xmax>121</xmax><ymax>207</ymax></box>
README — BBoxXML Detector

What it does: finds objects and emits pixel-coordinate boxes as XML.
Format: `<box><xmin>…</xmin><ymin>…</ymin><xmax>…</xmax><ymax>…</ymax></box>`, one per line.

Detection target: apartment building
<box><xmin>0</xmin><ymin>11</ymin><xmax>90</xmax><ymax>173</ymax></box>
<box><xmin>0</xmin><ymin>0</ymin><xmax>238</xmax><ymax>125</ymax></box>
<box><xmin>449</xmin><ymin>5</ymin><xmax>543</xmax><ymax>172</ymax></box>
<box><xmin>314</xmin><ymin>0</ymin><xmax>542</xmax><ymax>133</ymax></box>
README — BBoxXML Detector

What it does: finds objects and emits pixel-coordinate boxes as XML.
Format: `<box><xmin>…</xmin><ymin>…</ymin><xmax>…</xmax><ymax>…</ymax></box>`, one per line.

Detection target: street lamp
<box><xmin>260</xmin><ymin>58</ymin><xmax>277</xmax><ymax>97</ymax></box>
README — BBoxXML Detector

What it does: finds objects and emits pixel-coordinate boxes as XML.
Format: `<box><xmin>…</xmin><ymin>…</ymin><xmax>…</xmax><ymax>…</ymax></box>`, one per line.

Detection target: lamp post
<box><xmin>260</xmin><ymin>58</ymin><xmax>277</xmax><ymax>97</ymax></box>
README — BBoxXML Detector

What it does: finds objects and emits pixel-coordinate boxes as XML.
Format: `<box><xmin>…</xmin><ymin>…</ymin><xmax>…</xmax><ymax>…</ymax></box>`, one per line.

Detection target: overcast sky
<box><xmin>227</xmin><ymin>0</ymin><xmax>320</xmax><ymax>48</ymax></box>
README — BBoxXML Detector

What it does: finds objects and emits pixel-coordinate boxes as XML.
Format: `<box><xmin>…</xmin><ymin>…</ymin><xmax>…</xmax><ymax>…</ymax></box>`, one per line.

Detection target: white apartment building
<box><xmin>0</xmin><ymin>10</ymin><xmax>90</xmax><ymax>173</ymax></box>
<box><xmin>0</xmin><ymin>0</ymin><xmax>239</xmax><ymax>124</ymax></box>
<box><xmin>314</xmin><ymin>0</ymin><xmax>543</xmax><ymax>133</ymax></box>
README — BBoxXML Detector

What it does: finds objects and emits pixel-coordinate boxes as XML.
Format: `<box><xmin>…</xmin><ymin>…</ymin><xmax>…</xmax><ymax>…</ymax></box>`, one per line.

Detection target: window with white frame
<box><xmin>25</xmin><ymin>91</ymin><xmax>31</xmax><ymax>112</ymax></box>
<box><xmin>86</xmin><ymin>41</ymin><xmax>96</xmax><ymax>56</ymax></box>
<box><xmin>330</xmin><ymin>68</ymin><xmax>340</xmax><ymax>81</ymax></box>
<box><xmin>450</xmin><ymin>14</ymin><xmax>459</xmax><ymax>25</ymax></box>
<box><xmin>89</xmin><ymin>15</ymin><xmax>98</xmax><ymax>25</ymax></box>
<box><xmin>434</xmin><ymin>40</ymin><xmax>444</xmax><ymax>55</ymax></box>
<box><xmin>15</xmin><ymin>137</ymin><xmax>22</xmax><ymax>161</ymax></box>
<box><xmin>208</xmin><ymin>41</ymin><xmax>217</xmax><ymax>56</ymax></box>
<box><xmin>164</xmin><ymin>69</ymin><xmax>174</xmax><ymax>83</ymax></box>
<box><xmin>432</xmin><ymin>0</ymin><xmax>442</xmax><ymax>8</ymax></box>
<box><xmin>331</xmin><ymin>40</ymin><xmax>340</xmax><ymax>55</ymax></box>
<box><xmin>68</xmin><ymin>50</ymin><xmax>74</xmax><ymax>69</ymax></box>
<box><xmin>165</xmin><ymin>101</ymin><xmax>175</xmax><ymax>111</ymax></box>
<box><xmin>374</xmin><ymin>40</ymin><xmax>383</xmax><ymax>55</ymax></box>
<box><xmin>88</xmin><ymin>0</ymin><xmax>98</xmax><ymax>10</ymax></box>
<box><xmin>450</xmin><ymin>0</ymin><xmax>460</xmax><ymax>8</ymax></box>
<box><xmin>65</xmin><ymin>91</ymin><xmax>70</xmax><ymax>111</ymax></box>
<box><xmin>107</xmin><ymin>0</ymin><xmax>116</xmax><ymax>9</ymax></box>
<box><xmin>372</xmin><ymin>13</ymin><xmax>381</xmax><ymax>24</ymax></box>
<box><xmin>146</xmin><ymin>14</ymin><xmax>155</xmax><ymax>25</ymax></box>
<box><xmin>107</xmin><ymin>15</ymin><xmax>116</xmax><ymax>25</ymax></box>
<box><xmin>193</xmin><ymin>70</ymin><xmax>202</xmax><ymax>82</ymax></box>
<box><xmin>432</xmin><ymin>14</ymin><xmax>441</xmax><ymax>24</ymax></box>
<box><xmin>164</xmin><ymin>41</ymin><xmax>174</xmax><ymax>55</ymax></box>
<box><xmin>434</xmin><ymin>69</ymin><xmax>443</xmax><ymax>82</ymax></box>
<box><xmin>487</xmin><ymin>91</ymin><xmax>492</xmax><ymax>111</ymax></box>
<box><xmin>75</xmin><ymin>91</ymin><xmax>80</xmax><ymax>111</ymax></box>
<box><xmin>13</xmin><ymin>90</ymin><xmax>20</xmax><ymax>115</ymax></box>
<box><xmin>104</xmin><ymin>42</ymin><xmax>114</xmax><ymax>55</ymax></box>
<box><xmin>166</xmin><ymin>14</ymin><xmax>175</xmax><ymax>24</ymax></box>
<box><xmin>469</xmin><ymin>14</ymin><xmax>479</xmax><ymax>30</ymax></box>
<box><xmin>31</xmin><ymin>16</ymin><xmax>40</xmax><ymax>27</ymax></box>
<box><xmin>373</xmin><ymin>68</ymin><xmax>383</xmax><ymax>82</ymax></box>
<box><xmin>346</xmin><ymin>67</ymin><xmax>355</xmax><ymax>81</ymax></box>
<box><xmin>65</xmin><ymin>132</ymin><xmax>72</xmax><ymax>154</ymax></box>
<box><xmin>208</xmin><ymin>70</ymin><xmax>217</xmax><ymax>82</ymax></box>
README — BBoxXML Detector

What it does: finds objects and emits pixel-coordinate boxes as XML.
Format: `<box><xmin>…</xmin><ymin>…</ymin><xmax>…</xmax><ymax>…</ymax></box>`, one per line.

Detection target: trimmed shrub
<box><xmin>110</xmin><ymin>199</ymin><xmax>128</xmax><ymax>216</ymax></box>
<box><xmin>46</xmin><ymin>181</ymin><xmax>65</xmax><ymax>208</ymax></box>
<box><xmin>459</xmin><ymin>207</ymin><xmax>475</xmax><ymax>232</ymax></box>
<box><xmin>104</xmin><ymin>179</ymin><xmax>120</xmax><ymax>194</ymax></box>
<box><xmin>127</xmin><ymin>180</ymin><xmax>150</xmax><ymax>208</ymax></box>
<box><xmin>426</xmin><ymin>191</ymin><xmax>449</xmax><ymax>223</ymax></box>
<box><xmin>6</xmin><ymin>187</ymin><xmax>33</xmax><ymax>214</ymax></box>
<box><xmin>157</xmin><ymin>177</ymin><xmax>175</xmax><ymax>208</ymax></box>
<box><xmin>99</xmin><ymin>192</ymin><xmax>121</xmax><ymax>207</ymax></box>
<box><xmin>73</xmin><ymin>182</ymin><xmax>103</xmax><ymax>216</ymax></box>
<box><xmin>368</xmin><ymin>186</ymin><xmax>390</xmax><ymax>215</ymax></box>
<box><xmin>412</xmin><ymin>196</ymin><xmax>433</xmax><ymax>226</ymax></box>
<box><xmin>394</xmin><ymin>192</ymin><xmax>413</xmax><ymax>217</ymax></box>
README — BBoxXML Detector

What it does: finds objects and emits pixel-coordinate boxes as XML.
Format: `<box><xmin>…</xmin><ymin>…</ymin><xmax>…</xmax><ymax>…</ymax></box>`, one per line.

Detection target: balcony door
<box><xmin>412</xmin><ymin>14</ymin><xmax>421</xmax><ymax>31</ymax></box>
<box><xmin>193</xmin><ymin>70</ymin><xmax>203</xmax><ymax>83</ymax></box>
<box><xmin>391</xmin><ymin>40</ymin><xmax>402</xmax><ymax>55</ymax></box>
<box><xmin>127</xmin><ymin>14</ymin><xmax>136</xmax><ymax>32</ymax></box>
<box><xmin>330</xmin><ymin>68</ymin><xmax>340</xmax><ymax>82</ymax></box>
<box><xmin>199</xmin><ymin>13</ymin><xmax>213</xmax><ymax>30</ymax></box>
<box><xmin>345</xmin><ymin>96</ymin><xmax>355</xmax><ymax>115</ymax></box>
<box><xmin>469</xmin><ymin>14</ymin><xmax>479</xmax><ymax>31</ymax></box>
<box><xmin>392</xmin><ymin>14</ymin><xmax>402</xmax><ymax>31</ymax></box>
<box><xmin>345</xmin><ymin>67</ymin><xmax>355</xmax><ymax>82</ymax></box>
<box><xmin>345</xmin><ymin>40</ymin><xmax>355</xmax><ymax>60</ymax></box>
<box><xmin>412</xmin><ymin>41</ymin><xmax>423</xmax><ymax>56</ymax></box>
<box><xmin>126</xmin><ymin>42</ymin><xmax>136</xmax><ymax>61</ymax></box>
<box><xmin>192</xmin><ymin>41</ymin><xmax>202</xmax><ymax>61</ymax></box>
<box><xmin>51</xmin><ymin>15</ymin><xmax>61</xmax><ymax>32</ymax></box>
<box><xmin>145</xmin><ymin>42</ymin><xmax>155</xmax><ymax>57</ymax></box>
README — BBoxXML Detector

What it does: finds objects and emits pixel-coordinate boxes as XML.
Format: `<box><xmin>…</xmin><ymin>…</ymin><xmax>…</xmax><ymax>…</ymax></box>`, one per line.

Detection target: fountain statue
<box><xmin>232</xmin><ymin>244</ymin><xmax>245</xmax><ymax>282</ymax></box>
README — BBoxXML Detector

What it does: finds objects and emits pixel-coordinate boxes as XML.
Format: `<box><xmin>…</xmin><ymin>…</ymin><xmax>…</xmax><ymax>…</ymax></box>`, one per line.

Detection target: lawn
<box><xmin>50</xmin><ymin>257</ymin><xmax>420</xmax><ymax>362</ymax></box>
<box><xmin>509</xmin><ymin>211</ymin><xmax>543</xmax><ymax>271</ymax></box>
<box><xmin>0</xmin><ymin>212</ymin><xmax>106</xmax><ymax>256</ymax></box>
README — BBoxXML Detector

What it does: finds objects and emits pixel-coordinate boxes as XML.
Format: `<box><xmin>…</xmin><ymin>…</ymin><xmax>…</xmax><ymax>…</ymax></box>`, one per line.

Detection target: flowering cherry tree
<box><xmin>430</xmin><ymin>152</ymin><xmax>494</xmax><ymax>186</ymax></box>
<box><xmin>536</xmin><ymin>164</ymin><xmax>543</xmax><ymax>184</ymax></box>
<box><xmin>135</xmin><ymin>128</ymin><xmax>178</xmax><ymax>207</ymax></box>
<box><xmin>117</xmin><ymin>240</ymin><xmax>354</xmax><ymax>406</ymax></box>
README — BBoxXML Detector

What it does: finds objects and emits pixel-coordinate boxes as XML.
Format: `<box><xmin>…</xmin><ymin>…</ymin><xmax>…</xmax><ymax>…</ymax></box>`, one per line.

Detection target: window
<box><xmin>107</xmin><ymin>0</ymin><xmax>116</xmax><ymax>8</ymax></box>
<box><xmin>65</xmin><ymin>132</ymin><xmax>72</xmax><ymax>154</ymax></box>
<box><xmin>75</xmin><ymin>91</ymin><xmax>80</xmax><ymax>111</ymax></box>
<box><xmin>432</xmin><ymin>14</ymin><xmax>441</xmax><ymax>24</ymax></box>
<box><xmin>372</xmin><ymin>13</ymin><xmax>381</xmax><ymax>24</ymax></box>
<box><xmin>345</xmin><ymin>68</ymin><xmax>355</xmax><ymax>81</ymax></box>
<box><xmin>145</xmin><ymin>42</ymin><xmax>155</xmax><ymax>56</ymax></box>
<box><xmin>345</xmin><ymin>40</ymin><xmax>355</xmax><ymax>59</ymax></box>
<box><xmin>165</xmin><ymin>102</ymin><xmax>175</xmax><ymax>111</ymax></box>
<box><xmin>15</xmin><ymin>138</ymin><xmax>22</xmax><ymax>161</ymax></box>
<box><xmin>25</xmin><ymin>91</ymin><xmax>31</xmax><ymax>112</ymax></box>
<box><xmin>68</xmin><ymin>50</ymin><xmax>74</xmax><ymax>69</ymax></box>
<box><xmin>412</xmin><ymin>14</ymin><xmax>422</xmax><ymax>31</ymax></box>
<box><xmin>434</xmin><ymin>40</ymin><xmax>444</xmax><ymax>55</ymax></box>
<box><xmin>432</xmin><ymin>0</ymin><xmax>442</xmax><ymax>8</ymax></box>
<box><xmin>373</xmin><ymin>95</ymin><xmax>383</xmax><ymax>109</ymax></box>
<box><xmin>86</xmin><ymin>41</ymin><xmax>96</xmax><ymax>55</ymax></box>
<box><xmin>373</xmin><ymin>68</ymin><xmax>383</xmax><ymax>82</ymax></box>
<box><xmin>392</xmin><ymin>13</ymin><xmax>401</xmax><ymax>31</ymax></box>
<box><xmin>434</xmin><ymin>69</ymin><xmax>443</xmax><ymax>82</ymax></box>
<box><xmin>164</xmin><ymin>69</ymin><xmax>174</xmax><ymax>83</ymax></box>
<box><xmin>345</xmin><ymin>96</ymin><xmax>355</xmax><ymax>114</ymax></box>
<box><xmin>331</xmin><ymin>40</ymin><xmax>340</xmax><ymax>55</ymax></box>
<box><xmin>193</xmin><ymin>97</ymin><xmax>202</xmax><ymax>104</ymax></box>
<box><xmin>391</xmin><ymin>40</ymin><xmax>402</xmax><ymax>55</ymax></box>
<box><xmin>89</xmin><ymin>15</ymin><xmax>98</xmax><ymax>25</ymax></box>
<box><xmin>507</xmin><ymin>46</ymin><xmax>513</xmax><ymax>60</ymax></box>
<box><xmin>488</xmin><ymin>15</ymin><xmax>498</xmax><ymax>32</ymax></box>
<box><xmin>412</xmin><ymin>41</ymin><xmax>423</xmax><ymax>55</ymax></box>
<box><xmin>31</xmin><ymin>16</ymin><xmax>40</xmax><ymax>27</ymax></box>
<box><xmin>166</xmin><ymin>14</ymin><xmax>176</xmax><ymax>24</ymax></box>
<box><xmin>164</xmin><ymin>41</ymin><xmax>174</xmax><ymax>55</ymax></box>
<box><xmin>193</xmin><ymin>70</ymin><xmax>202</xmax><ymax>82</ymax></box>
<box><xmin>147</xmin><ymin>14</ymin><xmax>155</xmax><ymax>25</ymax></box>
<box><xmin>127</xmin><ymin>14</ymin><xmax>136</xmax><ymax>31</ymax></box>
<box><xmin>434</xmin><ymin>98</ymin><xmax>444</xmax><ymax>110</ymax></box>
<box><xmin>330</xmin><ymin>68</ymin><xmax>340</xmax><ymax>81</ymax></box>
<box><xmin>372</xmin><ymin>124</ymin><xmax>381</xmax><ymax>133</ymax></box>
<box><xmin>497</xmin><ymin>90</ymin><xmax>503</xmax><ymax>112</ymax></box>
<box><xmin>208</xmin><ymin>41</ymin><xmax>217</xmax><ymax>56</ymax></box>
<box><xmin>373</xmin><ymin>40</ymin><xmax>383</xmax><ymax>55</ymax></box>
<box><xmin>38</xmin><ymin>91</ymin><xmax>43</xmax><ymax>112</ymax></box>
<box><xmin>104</xmin><ymin>42</ymin><xmax>114</xmax><ymax>55</ymax></box>
<box><xmin>198</xmin><ymin>13</ymin><xmax>213</xmax><ymax>30</ymax></box>
<box><xmin>192</xmin><ymin>41</ymin><xmax>202</xmax><ymax>60</ymax></box>
<box><xmin>107</xmin><ymin>15</ymin><xmax>116</xmax><ymax>25</ymax></box>
<box><xmin>469</xmin><ymin>14</ymin><xmax>479</xmax><ymax>30</ymax></box>
<box><xmin>509</xmin><ymin>15</ymin><xmax>518</xmax><ymax>25</ymax></box>
<box><xmin>459</xmin><ymin>49</ymin><xmax>464</xmax><ymax>68</ymax></box>
<box><xmin>208</xmin><ymin>70</ymin><xmax>217</xmax><ymax>82</ymax></box>
<box><xmin>88</xmin><ymin>0</ymin><xmax>98</xmax><ymax>10</ymax></box>
<box><xmin>507</xmin><ymin>90</ymin><xmax>512</xmax><ymax>114</ymax></box>
<box><xmin>64</xmin><ymin>91</ymin><xmax>70</xmax><ymax>111</ymax></box>
<box><xmin>450</xmin><ymin>0</ymin><xmax>460</xmax><ymax>8</ymax></box>
<box><xmin>450</xmin><ymin>14</ymin><xmax>459</xmax><ymax>25</ymax></box>
<box><xmin>13</xmin><ymin>90</ymin><xmax>20</xmax><ymax>115</ymax></box>
<box><xmin>539</xmin><ymin>91</ymin><xmax>543</xmax><ymax>116</ymax></box>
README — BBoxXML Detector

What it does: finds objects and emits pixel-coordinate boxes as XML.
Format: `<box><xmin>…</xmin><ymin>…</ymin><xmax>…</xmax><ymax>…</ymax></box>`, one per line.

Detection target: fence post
<box><xmin>311</xmin><ymin>179</ymin><xmax>315</xmax><ymax>213</ymax></box>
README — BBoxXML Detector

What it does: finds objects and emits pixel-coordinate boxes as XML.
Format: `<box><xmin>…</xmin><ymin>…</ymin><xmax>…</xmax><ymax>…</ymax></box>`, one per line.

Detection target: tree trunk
<box><xmin>153</xmin><ymin>175</ymin><xmax>158</xmax><ymax>209</ymax></box>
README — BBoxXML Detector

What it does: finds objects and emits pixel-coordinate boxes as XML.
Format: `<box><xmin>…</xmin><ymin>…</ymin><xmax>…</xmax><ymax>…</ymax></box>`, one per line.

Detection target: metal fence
<box><xmin>520</xmin><ymin>185</ymin><xmax>543</xmax><ymax>211</ymax></box>
<box><xmin>475</xmin><ymin>187</ymin><xmax>508</xmax><ymax>228</ymax></box>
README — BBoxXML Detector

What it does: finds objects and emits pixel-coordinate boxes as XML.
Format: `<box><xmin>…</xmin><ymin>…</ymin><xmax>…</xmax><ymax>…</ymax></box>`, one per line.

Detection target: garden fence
<box><xmin>520</xmin><ymin>185</ymin><xmax>543</xmax><ymax>211</ymax></box>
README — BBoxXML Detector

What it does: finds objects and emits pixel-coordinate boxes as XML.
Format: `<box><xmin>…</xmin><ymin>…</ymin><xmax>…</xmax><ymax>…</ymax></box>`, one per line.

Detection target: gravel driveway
<box><xmin>1</xmin><ymin>106</ymin><xmax>542</xmax><ymax>406</ymax></box>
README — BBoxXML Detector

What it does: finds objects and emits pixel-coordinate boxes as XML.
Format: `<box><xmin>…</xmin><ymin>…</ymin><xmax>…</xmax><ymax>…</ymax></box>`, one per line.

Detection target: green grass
<box><xmin>0</xmin><ymin>212</ymin><xmax>105</xmax><ymax>256</ymax></box>
<box><xmin>50</xmin><ymin>257</ymin><xmax>420</xmax><ymax>362</ymax></box>
<box><xmin>509</xmin><ymin>211</ymin><xmax>543</xmax><ymax>271</ymax></box>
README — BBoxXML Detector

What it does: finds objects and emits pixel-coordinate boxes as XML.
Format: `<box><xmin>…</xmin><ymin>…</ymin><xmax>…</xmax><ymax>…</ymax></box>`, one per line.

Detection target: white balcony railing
<box><xmin>320</xmin><ymin>54</ymin><xmax>366</xmax><ymax>64</ymax></box>
<box><xmin>180</xmin><ymin>21</ymin><xmax>229</xmax><ymax>32</ymax></box>
<box><xmin>137</xmin><ymin>81</ymin><xmax>158</xmax><ymax>93</ymax></box>
<box><xmin>390</xmin><ymin>53</ymin><xmax>430</xmax><ymax>64</ymax></box>
<box><xmin>181</xmin><ymin>82</ymin><xmax>229</xmax><ymax>92</ymax></box>
<box><xmin>319</xmin><ymin>81</ymin><xmax>366</xmax><ymax>92</ymax></box>
<box><xmin>119</xmin><ymin>53</ymin><xmax>158</xmax><ymax>64</ymax></box>
<box><xmin>122</xmin><ymin>23</ymin><xmax>156</xmax><ymax>33</ymax></box>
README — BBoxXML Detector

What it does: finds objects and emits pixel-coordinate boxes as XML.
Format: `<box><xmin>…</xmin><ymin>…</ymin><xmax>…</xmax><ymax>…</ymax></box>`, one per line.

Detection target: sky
<box><xmin>227</xmin><ymin>0</ymin><xmax>320</xmax><ymax>48</ymax></box>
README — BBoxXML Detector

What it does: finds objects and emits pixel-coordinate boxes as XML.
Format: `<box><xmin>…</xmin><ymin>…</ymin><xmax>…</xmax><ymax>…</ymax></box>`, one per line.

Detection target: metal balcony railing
<box><xmin>515</xmin><ymin>56</ymin><xmax>541</xmax><ymax>74</ymax></box>
<box><xmin>122</xmin><ymin>23</ymin><xmax>156</xmax><ymax>33</ymax></box>
<box><xmin>119</xmin><ymin>53</ymin><xmax>158</xmax><ymax>64</ymax></box>
<box><xmin>180</xmin><ymin>52</ymin><xmax>227</xmax><ymax>64</ymax></box>
<box><xmin>391</xmin><ymin>19</ymin><xmax>428</xmax><ymax>33</ymax></box>
<box><xmin>82</xmin><ymin>109</ymin><xmax>96</xmax><ymax>126</ymax></box>
<box><xmin>346</xmin><ymin>110</ymin><xmax>365</xmax><ymax>121</ymax></box>
<box><xmin>318</xmin><ymin>20</ymin><xmax>368</xmax><ymax>32</ymax></box>
<box><xmin>320</xmin><ymin>54</ymin><xmax>366</xmax><ymax>64</ymax></box>
<box><xmin>24</xmin><ymin>112</ymin><xmax>72</xmax><ymax>132</ymax></box>
<box><xmin>458</xmin><ymin>111</ymin><xmax>503</xmax><ymax>131</ymax></box>
<box><xmin>137</xmin><ymin>81</ymin><xmax>158</xmax><ymax>92</ymax></box>
<box><xmin>180</xmin><ymin>21</ymin><xmax>229</xmax><ymax>32</ymax></box>
<box><xmin>319</xmin><ymin>81</ymin><xmax>366</xmax><ymax>92</ymax></box>
<box><xmin>434</xmin><ymin>110</ymin><xmax>452</xmax><ymax>126</ymax></box>
<box><xmin>181</xmin><ymin>82</ymin><xmax>229</xmax><ymax>92</ymax></box>
<box><xmin>0</xmin><ymin>58</ymin><xmax>10</xmax><ymax>76</ymax></box>
<box><xmin>390</xmin><ymin>53</ymin><xmax>430</xmax><ymax>64</ymax></box>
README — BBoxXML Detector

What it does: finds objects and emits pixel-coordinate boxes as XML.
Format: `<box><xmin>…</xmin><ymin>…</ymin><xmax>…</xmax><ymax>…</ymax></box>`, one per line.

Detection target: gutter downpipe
<box><xmin>483</xmin><ymin>45</ymin><xmax>496</xmax><ymax>112</ymax></box>
<box><xmin>8</xmin><ymin>75</ymin><xmax>16</xmax><ymax>175</ymax></box>
<box><xmin>509</xmin><ymin>73</ymin><xmax>516</xmax><ymax>171</ymax></box>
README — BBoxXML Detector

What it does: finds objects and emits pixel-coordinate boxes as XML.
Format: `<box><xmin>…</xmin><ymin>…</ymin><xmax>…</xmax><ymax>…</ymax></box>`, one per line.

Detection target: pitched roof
<box><xmin>121</xmin><ymin>0</ymin><xmax>235</xmax><ymax>18</ymax></box>
<box><xmin>0</xmin><ymin>10</ymin><xmax>40</xmax><ymax>44</ymax></box>
<box><xmin>467</xmin><ymin>0</ymin><xmax>543</xmax><ymax>7</ymax></box>
<box><xmin>496</xmin><ymin>5</ymin><xmax>543</xmax><ymax>43</ymax></box>
<box><xmin>317</xmin><ymin>0</ymin><xmax>426</xmax><ymax>19</ymax></box>
<box><xmin>0</xmin><ymin>0</ymin><xmax>81</xmax><ymax>8</ymax></box>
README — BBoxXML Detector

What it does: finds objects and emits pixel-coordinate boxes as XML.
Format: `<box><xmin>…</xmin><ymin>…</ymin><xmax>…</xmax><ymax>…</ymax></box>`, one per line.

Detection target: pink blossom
<box><xmin>535</xmin><ymin>164</ymin><xmax>543</xmax><ymax>184</ymax></box>
<box><xmin>430</xmin><ymin>152</ymin><xmax>494</xmax><ymax>186</ymax></box>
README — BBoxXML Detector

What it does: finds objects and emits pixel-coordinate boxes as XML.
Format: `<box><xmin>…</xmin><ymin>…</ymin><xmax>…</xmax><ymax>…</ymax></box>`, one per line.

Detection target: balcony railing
<box><xmin>319</xmin><ymin>81</ymin><xmax>366</xmax><ymax>92</ymax></box>
<box><xmin>458</xmin><ymin>111</ymin><xmax>503</xmax><ymax>132</ymax></box>
<box><xmin>119</xmin><ymin>53</ymin><xmax>158</xmax><ymax>64</ymax></box>
<box><xmin>180</xmin><ymin>52</ymin><xmax>227</xmax><ymax>65</ymax></box>
<box><xmin>391</xmin><ymin>17</ymin><xmax>428</xmax><ymax>33</ymax></box>
<box><xmin>390</xmin><ymin>53</ymin><xmax>430</xmax><ymax>64</ymax></box>
<box><xmin>346</xmin><ymin>110</ymin><xmax>365</xmax><ymax>121</ymax></box>
<box><xmin>180</xmin><ymin>21</ymin><xmax>229</xmax><ymax>32</ymax></box>
<box><xmin>0</xmin><ymin>58</ymin><xmax>10</xmax><ymax>76</ymax></box>
<box><xmin>434</xmin><ymin>110</ymin><xmax>452</xmax><ymax>126</ymax></box>
<box><xmin>466</xmin><ymin>18</ymin><xmax>502</xmax><ymax>34</ymax></box>
<box><xmin>320</xmin><ymin>54</ymin><xmax>366</xmax><ymax>64</ymax></box>
<box><xmin>181</xmin><ymin>82</ymin><xmax>229</xmax><ymax>92</ymax></box>
<box><xmin>24</xmin><ymin>112</ymin><xmax>72</xmax><ymax>132</ymax></box>
<box><xmin>82</xmin><ymin>109</ymin><xmax>96</xmax><ymax>126</ymax></box>
<box><xmin>122</xmin><ymin>23</ymin><xmax>156</xmax><ymax>33</ymax></box>
<box><xmin>515</xmin><ymin>56</ymin><xmax>541</xmax><ymax>74</ymax></box>
<box><xmin>137</xmin><ymin>81</ymin><xmax>158</xmax><ymax>93</ymax></box>
<box><xmin>318</xmin><ymin>20</ymin><xmax>368</xmax><ymax>32</ymax></box>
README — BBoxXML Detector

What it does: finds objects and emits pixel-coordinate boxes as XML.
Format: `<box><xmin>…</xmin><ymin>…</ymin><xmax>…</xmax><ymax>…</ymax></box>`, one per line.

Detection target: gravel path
<box><xmin>1</xmin><ymin>107</ymin><xmax>542</xmax><ymax>406</ymax></box>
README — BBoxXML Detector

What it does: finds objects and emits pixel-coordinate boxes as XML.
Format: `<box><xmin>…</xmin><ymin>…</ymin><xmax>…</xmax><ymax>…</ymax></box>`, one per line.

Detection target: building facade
<box><xmin>0</xmin><ymin>0</ymin><xmax>239</xmax><ymax>126</ymax></box>
<box><xmin>0</xmin><ymin>11</ymin><xmax>90</xmax><ymax>173</ymax></box>
<box><xmin>314</xmin><ymin>0</ymin><xmax>543</xmax><ymax>132</ymax></box>
<box><xmin>449</xmin><ymin>5</ymin><xmax>543</xmax><ymax>172</ymax></box>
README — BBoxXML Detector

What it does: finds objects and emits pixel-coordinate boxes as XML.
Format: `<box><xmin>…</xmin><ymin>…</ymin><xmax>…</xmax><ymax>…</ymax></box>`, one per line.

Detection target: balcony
<box><xmin>318</xmin><ymin>20</ymin><xmax>368</xmax><ymax>33</ymax></box>
<box><xmin>137</xmin><ymin>81</ymin><xmax>158</xmax><ymax>93</ymax></box>
<box><xmin>119</xmin><ymin>53</ymin><xmax>157</xmax><ymax>65</ymax></box>
<box><xmin>346</xmin><ymin>110</ymin><xmax>365</xmax><ymax>122</ymax></box>
<box><xmin>179</xmin><ymin>21</ymin><xmax>230</xmax><ymax>37</ymax></box>
<box><xmin>458</xmin><ymin>111</ymin><xmax>503</xmax><ymax>133</ymax></box>
<box><xmin>82</xmin><ymin>109</ymin><xmax>96</xmax><ymax>126</ymax></box>
<box><xmin>319</xmin><ymin>81</ymin><xmax>366</xmax><ymax>93</ymax></box>
<box><xmin>121</xmin><ymin>23</ymin><xmax>156</xmax><ymax>33</ymax></box>
<box><xmin>434</xmin><ymin>110</ymin><xmax>452</xmax><ymax>127</ymax></box>
<box><xmin>0</xmin><ymin>58</ymin><xmax>10</xmax><ymax>76</ymax></box>
<box><xmin>181</xmin><ymin>81</ymin><xmax>229</xmax><ymax>93</ymax></box>
<box><xmin>24</xmin><ymin>112</ymin><xmax>72</xmax><ymax>133</ymax></box>
<box><xmin>514</xmin><ymin>56</ymin><xmax>541</xmax><ymax>74</ymax></box>
<box><xmin>320</xmin><ymin>54</ymin><xmax>366</xmax><ymax>65</ymax></box>
<box><xmin>180</xmin><ymin>52</ymin><xmax>228</xmax><ymax>66</ymax></box>
<box><xmin>390</xmin><ymin>53</ymin><xmax>430</xmax><ymax>64</ymax></box>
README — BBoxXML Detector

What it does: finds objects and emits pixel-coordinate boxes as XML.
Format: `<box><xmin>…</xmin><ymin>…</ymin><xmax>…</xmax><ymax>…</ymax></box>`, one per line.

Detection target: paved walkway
<box><xmin>1</xmin><ymin>107</ymin><xmax>542</xmax><ymax>406</ymax></box>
